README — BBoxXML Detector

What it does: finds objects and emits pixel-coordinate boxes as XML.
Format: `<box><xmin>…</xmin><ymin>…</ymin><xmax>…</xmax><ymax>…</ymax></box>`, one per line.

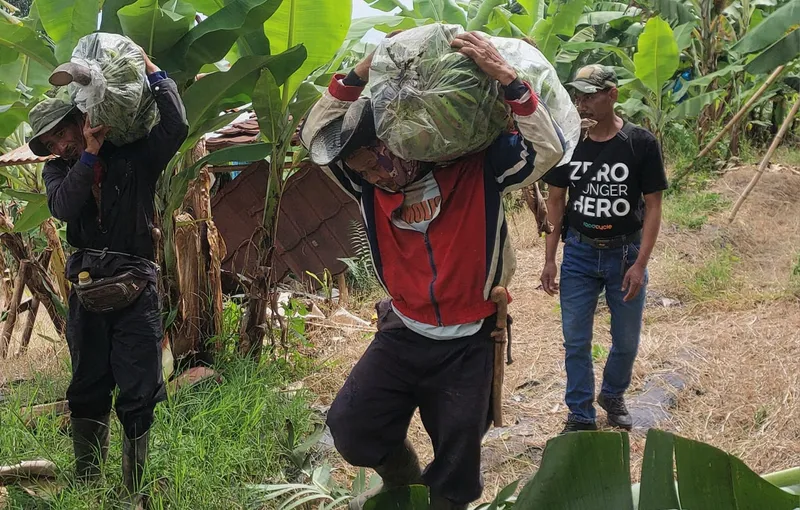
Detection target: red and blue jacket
<box><xmin>301</xmin><ymin>75</ymin><xmax>566</xmax><ymax>329</ymax></box>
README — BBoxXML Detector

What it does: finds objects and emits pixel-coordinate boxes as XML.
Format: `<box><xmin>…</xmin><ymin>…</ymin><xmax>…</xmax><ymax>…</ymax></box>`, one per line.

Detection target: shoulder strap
<box><xmin>570</xmin><ymin>121</ymin><xmax>635</xmax><ymax>191</ymax></box>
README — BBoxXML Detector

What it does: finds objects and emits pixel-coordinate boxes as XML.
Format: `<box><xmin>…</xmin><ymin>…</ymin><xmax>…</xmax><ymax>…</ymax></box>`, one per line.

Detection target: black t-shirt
<box><xmin>542</xmin><ymin>122</ymin><xmax>668</xmax><ymax>238</ymax></box>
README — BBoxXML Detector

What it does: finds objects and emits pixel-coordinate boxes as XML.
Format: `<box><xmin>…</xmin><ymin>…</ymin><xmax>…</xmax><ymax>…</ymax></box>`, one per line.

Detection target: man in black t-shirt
<box><xmin>540</xmin><ymin>65</ymin><xmax>667</xmax><ymax>434</ymax></box>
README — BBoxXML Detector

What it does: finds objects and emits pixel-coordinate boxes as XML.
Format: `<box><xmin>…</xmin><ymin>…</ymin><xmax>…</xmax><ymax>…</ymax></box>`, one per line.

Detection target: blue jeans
<box><xmin>559</xmin><ymin>231</ymin><xmax>648</xmax><ymax>423</ymax></box>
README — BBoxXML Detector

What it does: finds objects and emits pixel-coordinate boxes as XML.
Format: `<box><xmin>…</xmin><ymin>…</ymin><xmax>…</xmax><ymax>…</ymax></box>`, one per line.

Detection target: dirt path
<box><xmin>306</xmin><ymin>164</ymin><xmax>800</xmax><ymax>501</ymax></box>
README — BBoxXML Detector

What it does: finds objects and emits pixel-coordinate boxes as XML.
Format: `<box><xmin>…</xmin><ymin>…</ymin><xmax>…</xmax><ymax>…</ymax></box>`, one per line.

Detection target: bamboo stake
<box><xmin>337</xmin><ymin>272</ymin><xmax>349</xmax><ymax>308</ymax></box>
<box><xmin>673</xmin><ymin>65</ymin><xmax>786</xmax><ymax>186</ymax></box>
<box><xmin>729</xmin><ymin>94</ymin><xmax>800</xmax><ymax>222</ymax></box>
<box><xmin>16</xmin><ymin>297</ymin><xmax>40</xmax><ymax>357</ymax></box>
<box><xmin>0</xmin><ymin>261</ymin><xmax>28</xmax><ymax>359</ymax></box>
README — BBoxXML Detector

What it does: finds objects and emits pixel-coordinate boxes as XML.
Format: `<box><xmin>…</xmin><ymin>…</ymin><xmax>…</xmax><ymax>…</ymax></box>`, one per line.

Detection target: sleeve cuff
<box><xmin>505</xmin><ymin>81</ymin><xmax>539</xmax><ymax>116</ymax></box>
<box><xmin>342</xmin><ymin>69</ymin><xmax>368</xmax><ymax>87</ymax></box>
<box><xmin>80</xmin><ymin>151</ymin><xmax>98</xmax><ymax>167</ymax></box>
<box><xmin>147</xmin><ymin>70</ymin><xmax>168</xmax><ymax>87</ymax></box>
<box><xmin>329</xmin><ymin>73</ymin><xmax>365</xmax><ymax>102</ymax></box>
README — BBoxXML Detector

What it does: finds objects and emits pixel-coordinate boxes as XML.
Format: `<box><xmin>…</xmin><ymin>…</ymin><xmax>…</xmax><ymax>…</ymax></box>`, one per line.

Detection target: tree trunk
<box><xmin>173</xmin><ymin>212</ymin><xmax>203</xmax><ymax>359</ymax></box>
<box><xmin>167</xmin><ymin>140</ymin><xmax>228</xmax><ymax>360</ymax></box>
<box><xmin>17</xmin><ymin>297</ymin><xmax>40</xmax><ymax>357</ymax></box>
<box><xmin>238</xmin><ymin>258</ymin><xmax>270</xmax><ymax>360</ymax></box>
<box><xmin>0</xmin><ymin>254</ymin><xmax>12</xmax><ymax>308</ymax></box>
<box><xmin>0</xmin><ymin>227</ymin><xmax>65</xmax><ymax>334</ymax></box>
<box><xmin>206</xmin><ymin>218</ymin><xmax>226</xmax><ymax>353</ymax></box>
<box><xmin>728</xmin><ymin>122</ymin><xmax>740</xmax><ymax>158</ymax></box>
<box><xmin>239</xmin><ymin>156</ymin><xmax>286</xmax><ymax>361</ymax></box>
<box><xmin>40</xmin><ymin>219</ymin><xmax>69</xmax><ymax>304</ymax></box>
<box><xmin>1</xmin><ymin>260</ymin><xmax>28</xmax><ymax>359</ymax></box>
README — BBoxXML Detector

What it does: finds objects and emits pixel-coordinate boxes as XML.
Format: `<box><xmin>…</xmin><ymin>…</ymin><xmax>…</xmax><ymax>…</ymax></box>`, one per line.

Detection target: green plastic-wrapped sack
<box><xmin>67</xmin><ymin>32</ymin><xmax>159</xmax><ymax>146</ymax></box>
<box><xmin>369</xmin><ymin>24</ymin><xmax>580</xmax><ymax>165</ymax></box>
<box><xmin>370</xmin><ymin>24</ymin><xmax>508</xmax><ymax>163</ymax></box>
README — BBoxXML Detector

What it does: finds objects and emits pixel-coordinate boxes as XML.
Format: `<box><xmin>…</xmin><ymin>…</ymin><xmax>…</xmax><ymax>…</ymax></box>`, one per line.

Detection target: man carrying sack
<box><xmin>301</xmin><ymin>31</ymin><xmax>565</xmax><ymax>509</ymax></box>
<box><xmin>540</xmin><ymin>65</ymin><xmax>667</xmax><ymax>434</ymax></box>
<box><xmin>29</xmin><ymin>49</ymin><xmax>188</xmax><ymax>508</ymax></box>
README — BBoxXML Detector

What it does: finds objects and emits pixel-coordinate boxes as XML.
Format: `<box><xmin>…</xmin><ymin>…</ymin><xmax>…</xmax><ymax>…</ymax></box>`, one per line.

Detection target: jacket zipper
<box><xmin>423</xmin><ymin>232</ymin><xmax>443</xmax><ymax>326</ymax></box>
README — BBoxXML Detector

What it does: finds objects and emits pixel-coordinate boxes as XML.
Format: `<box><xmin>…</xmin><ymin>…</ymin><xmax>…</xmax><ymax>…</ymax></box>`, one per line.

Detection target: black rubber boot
<box><xmin>71</xmin><ymin>414</ymin><xmax>110</xmax><ymax>482</ymax></box>
<box><xmin>121</xmin><ymin>430</ymin><xmax>150</xmax><ymax>510</ymax></box>
<box><xmin>429</xmin><ymin>493</ymin><xmax>468</xmax><ymax>510</ymax></box>
<box><xmin>348</xmin><ymin>439</ymin><xmax>424</xmax><ymax>510</ymax></box>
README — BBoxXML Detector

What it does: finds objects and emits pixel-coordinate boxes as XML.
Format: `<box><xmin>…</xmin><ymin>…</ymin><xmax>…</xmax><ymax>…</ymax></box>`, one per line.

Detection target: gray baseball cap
<box><xmin>566</xmin><ymin>64</ymin><xmax>618</xmax><ymax>94</ymax></box>
<box><xmin>27</xmin><ymin>97</ymin><xmax>79</xmax><ymax>157</ymax></box>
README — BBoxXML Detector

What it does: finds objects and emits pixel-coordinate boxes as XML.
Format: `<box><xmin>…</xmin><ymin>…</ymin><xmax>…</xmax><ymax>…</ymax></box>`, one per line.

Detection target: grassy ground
<box><xmin>1</xmin><ymin>356</ymin><xmax>315</xmax><ymax>509</ymax></box>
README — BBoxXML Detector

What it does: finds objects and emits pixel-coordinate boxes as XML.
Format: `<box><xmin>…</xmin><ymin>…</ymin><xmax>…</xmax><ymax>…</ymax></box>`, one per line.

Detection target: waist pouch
<box><xmin>74</xmin><ymin>271</ymin><xmax>148</xmax><ymax>313</ymax></box>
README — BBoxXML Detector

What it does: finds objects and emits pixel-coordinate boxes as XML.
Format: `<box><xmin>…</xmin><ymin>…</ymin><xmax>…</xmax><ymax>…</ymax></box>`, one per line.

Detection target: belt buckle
<box><xmin>594</xmin><ymin>238</ymin><xmax>610</xmax><ymax>249</ymax></box>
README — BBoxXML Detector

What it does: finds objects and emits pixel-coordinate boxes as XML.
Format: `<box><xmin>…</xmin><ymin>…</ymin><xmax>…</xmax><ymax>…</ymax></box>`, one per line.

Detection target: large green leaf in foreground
<box><xmin>514</xmin><ymin>432</ymin><xmax>635</xmax><ymax>510</ymax></box>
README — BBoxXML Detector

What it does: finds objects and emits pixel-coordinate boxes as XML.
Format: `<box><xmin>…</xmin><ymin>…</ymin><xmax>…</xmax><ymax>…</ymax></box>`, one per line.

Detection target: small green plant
<box><xmin>340</xmin><ymin>221</ymin><xmax>380</xmax><ymax>293</ymax></box>
<box><xmin>687</xmin><ymin>247</ymin><xmax>739</xmax><ymax>301</ymax></box>
<box><xmin>306</xmin><ymin>268</ymin><xmax>334</xmax><ymax>302</ymax></box>
<box><xmin>248</xmin><ymin>419</ymin><xmax>380</xmax><ymax>509</ymax></box>
<box><xmin>663</xmin><ymin>191</ymin><xmax>729</xmax><ymax>230</ymax></box>
<box><xmin>592</xmin><ymin>343</ymin><xmax>610</xmax><ymax>362</ymax></box>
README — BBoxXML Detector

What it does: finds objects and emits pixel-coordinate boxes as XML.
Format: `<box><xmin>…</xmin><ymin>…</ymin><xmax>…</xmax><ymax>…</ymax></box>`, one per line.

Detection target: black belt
<box><xmin>569</xmin><ymin>228</ymin><xmax>641</xmax><ymax>249</ymax></box>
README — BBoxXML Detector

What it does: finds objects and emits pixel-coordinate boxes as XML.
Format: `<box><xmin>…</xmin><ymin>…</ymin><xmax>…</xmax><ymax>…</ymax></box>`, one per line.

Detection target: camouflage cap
<box><xmin>566</xmin><ymin>64</ymin><xmax>618</xmax><ymax>94</ymax></box>
<box><xmin>27</xmin><ymin>97</ymin><xmax>78</xmax><ymax>157</ymax></box>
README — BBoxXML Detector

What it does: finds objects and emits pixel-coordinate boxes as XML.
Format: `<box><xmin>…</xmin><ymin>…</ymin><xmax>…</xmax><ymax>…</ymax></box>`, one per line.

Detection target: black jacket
<box><xmin>42</xmin><ymin>76</ymin><xmax>189</xmax><ymax>281</ymax></box>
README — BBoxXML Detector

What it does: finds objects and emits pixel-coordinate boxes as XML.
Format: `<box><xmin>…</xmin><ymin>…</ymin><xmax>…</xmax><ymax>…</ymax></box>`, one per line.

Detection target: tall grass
<box><xmin>1</xmin><ymin>354</ymin><xmax>315</xmax><ymax>509</ymax></box>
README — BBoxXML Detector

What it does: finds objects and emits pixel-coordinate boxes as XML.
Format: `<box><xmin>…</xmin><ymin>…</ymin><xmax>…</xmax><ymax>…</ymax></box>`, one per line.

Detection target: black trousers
<box><xmin>326</xmin><ymin>308</ymin><xmax>495</xmax><ymax>505</ymax></box>
<box><xmin>66</xmin><ymin>282</ymin><xmax>166</xmax><ymax>439</ymax></box>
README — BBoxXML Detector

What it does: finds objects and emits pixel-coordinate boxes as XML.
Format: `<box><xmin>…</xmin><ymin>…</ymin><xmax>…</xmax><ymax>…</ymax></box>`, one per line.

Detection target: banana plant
<box><xmin>236</xmin><ymin>0</ymin><xmax>351</xmax><ymax>360</ymax></box>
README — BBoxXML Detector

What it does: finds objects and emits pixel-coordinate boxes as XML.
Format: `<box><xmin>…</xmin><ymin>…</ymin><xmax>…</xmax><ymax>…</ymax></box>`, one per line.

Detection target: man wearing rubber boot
<box><xmin>29</xmin><ymin>50</ymin><xmax>188</xmax><ymax>507</ymax></box>
<box><xmin>301</xmin><ymin>32</ymin><xmax>565</xmax><ymax>509</ymax></box>
<box><xmin>540</xmin><ymin>65</ymin><xmax>667</xmax><ymax>434</ymax></box>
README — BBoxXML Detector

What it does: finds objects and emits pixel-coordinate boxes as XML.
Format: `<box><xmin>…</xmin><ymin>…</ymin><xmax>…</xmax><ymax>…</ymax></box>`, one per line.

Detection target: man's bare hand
<box><xmin>83</xmin><ymin>117</ymin><xmax>110</xmax><ymax>155</ymax></box>
<box><xmin>540</xmin><ymin>261</ymin><xmax>559</xmax><ymax>296</ymax></box>
<box><xmin>622</xmin><ymin>263</ymin><xmax>645</xmax><ymax>302</ymax></box>
<box><xmin>137</xmin><ymin>45</ymin><xmax>160</xmax><ymax>75</ymax></box>
<box><xmin>450</xmin><ymin>32</ymin><xmax>517</xmax><ymax>86</ymax></box>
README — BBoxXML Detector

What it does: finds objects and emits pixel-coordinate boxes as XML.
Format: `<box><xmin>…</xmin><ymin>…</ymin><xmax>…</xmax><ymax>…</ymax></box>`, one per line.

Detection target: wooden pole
<box><xmin>16</xmin><ymin>297</ymin><xmax>40</xmax><ymax>357</ymax></box>
<box><xmin>1</xmin><ymin>260</ymin><xmax>28</xmax><ymax>359</ymax></box>
<box><xmin>729</xmin><ymin>94</ymin><xmax>800</xmax><ymax>223</ymax></box>
<box><xmin>672</xmin><ymin>65</ymin><xmax>786</xmax><ymax>186</ymax></box>
<box><xmin>337</xmin><ymin>272</ymin><xmax>349</xmax><ymax>308</ymax></box>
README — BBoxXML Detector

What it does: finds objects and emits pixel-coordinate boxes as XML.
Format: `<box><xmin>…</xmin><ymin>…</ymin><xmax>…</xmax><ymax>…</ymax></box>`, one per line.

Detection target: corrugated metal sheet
<box><xmin>0</xmin><ymin>144</ymin><xmax>53</xmax><ymax>167</ymax></box>
<box><xmin>210</xmin><ymin>160</ymin><xmax>363</xmax><ymax>287</ymax></box>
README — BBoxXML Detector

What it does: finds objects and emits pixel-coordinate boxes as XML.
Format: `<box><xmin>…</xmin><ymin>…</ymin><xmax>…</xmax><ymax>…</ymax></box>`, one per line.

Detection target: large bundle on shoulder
<box><xmin>369</xmin><ymin>24</ymin><xmax>580</xmax><ymax>165</ymax></box>
<box><xmin>49</xmin><ymin>33</ymin><xmax>159</xmax><ymax>147</ymax></box>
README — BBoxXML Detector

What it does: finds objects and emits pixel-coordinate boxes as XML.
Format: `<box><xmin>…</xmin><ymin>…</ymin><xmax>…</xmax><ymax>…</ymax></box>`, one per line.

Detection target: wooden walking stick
<box><xmin>729</xmin><ymin>94</ymin><xmax>800</xmax><ymax>222</ymax></box>
<box><xmin>490</xmin><ymin>286</ymin><xmax>511</xmax><ymax>427</ymax></box>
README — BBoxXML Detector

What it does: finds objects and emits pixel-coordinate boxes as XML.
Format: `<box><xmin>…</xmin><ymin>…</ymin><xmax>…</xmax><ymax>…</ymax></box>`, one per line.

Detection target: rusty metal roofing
<box><xmin>0</xmin><ymin>144</ymin><xmax>53</xmax><ymax>167</ymax></box>
<box><xmin>211</xmin><ymin>160</ymin><xmax>362</xmax><ymax>287</ymax></box>
<box><xmin>205</xmin><ymin>113</ymin><xmax>302</xmax><ymax>153</ymax></box>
